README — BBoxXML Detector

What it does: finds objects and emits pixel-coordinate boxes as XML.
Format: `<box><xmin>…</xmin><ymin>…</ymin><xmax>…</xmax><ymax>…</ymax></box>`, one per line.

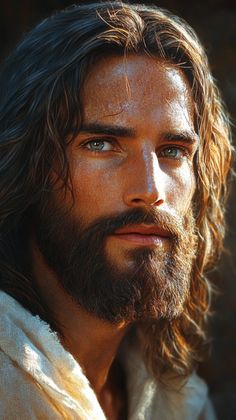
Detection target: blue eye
<box><xmin>85</xmin><ymin>139</ymin><xmax>113</xmax><ymax>152</ymax></box>
<box><xmin>87</xmin><ymin>140</ymin><xmax>104</xmax><ymax>151</ymax></box>
<box><xmin>160</xmin><ymin>147</ymin><xmax>184</xmax><ymax>159</ymax></box>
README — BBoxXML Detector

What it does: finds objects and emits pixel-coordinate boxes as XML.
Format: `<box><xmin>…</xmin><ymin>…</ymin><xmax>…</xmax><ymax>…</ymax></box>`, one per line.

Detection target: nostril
<box><xmin>154</xmin><ymin>198</ymin><xmax>164</xmax><ymax>206</ymax></box>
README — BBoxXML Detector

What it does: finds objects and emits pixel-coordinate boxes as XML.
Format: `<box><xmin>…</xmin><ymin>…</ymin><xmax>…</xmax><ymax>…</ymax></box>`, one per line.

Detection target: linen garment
<box><xmin>0</xmin><ymin>291</ymin><xmax>216</xmax><ymax>419</ymax></box>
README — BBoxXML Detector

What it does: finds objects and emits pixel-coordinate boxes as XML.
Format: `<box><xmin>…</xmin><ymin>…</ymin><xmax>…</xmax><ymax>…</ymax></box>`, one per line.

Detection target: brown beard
<box><xmin>35</xmin><ymin>200</ymin><xmax>197</xmax><ymax>324</ymax></box>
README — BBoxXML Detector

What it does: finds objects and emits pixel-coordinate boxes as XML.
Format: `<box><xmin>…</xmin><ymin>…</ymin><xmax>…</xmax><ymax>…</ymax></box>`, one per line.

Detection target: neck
<box><xmin>61</xmin><ymin>312</ymin><xmax>128</xmax><ymax>394</ymax></box>
<box><xmin>31</xmin><ymin>243</ymin><xmax>130</xmax><ymax>396</ymax></box>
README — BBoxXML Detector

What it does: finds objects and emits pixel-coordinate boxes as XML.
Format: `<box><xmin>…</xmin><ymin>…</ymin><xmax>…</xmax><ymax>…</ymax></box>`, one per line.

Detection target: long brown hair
<box><xmin>0</xmin><ymin>2</ymin><xmax>233</xmax><ymax>378</ymax></box>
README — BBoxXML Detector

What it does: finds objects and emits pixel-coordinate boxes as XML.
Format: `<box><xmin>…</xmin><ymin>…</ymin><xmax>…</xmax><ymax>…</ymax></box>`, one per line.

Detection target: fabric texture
<box><xmin>0</xmin><ymin>292</ymin><xmax>215</xmax><ymax>419</ymax></box>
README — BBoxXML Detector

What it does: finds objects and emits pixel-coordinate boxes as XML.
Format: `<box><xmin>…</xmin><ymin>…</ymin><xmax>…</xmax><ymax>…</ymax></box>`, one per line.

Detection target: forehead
<box><xmin>80</xmin><ymin>54</ymin><xmax>194</xmax><ymax>129</ymax></box>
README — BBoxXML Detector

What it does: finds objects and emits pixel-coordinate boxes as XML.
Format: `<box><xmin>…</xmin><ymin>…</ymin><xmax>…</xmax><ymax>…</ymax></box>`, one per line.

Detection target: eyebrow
<box><xmin>79</xmin><ymin>123</ymin><xmax>199</xmax><ymax>145</ymax></box>
<box><xmin>79</xmin><ymin>123</ymin><xmax>135</xmax><ymax>138</ymax></box>
<box><xmin>164</xmin><ymin>131</ymin><xmax>200</xmax><ymax>145</ymax></box>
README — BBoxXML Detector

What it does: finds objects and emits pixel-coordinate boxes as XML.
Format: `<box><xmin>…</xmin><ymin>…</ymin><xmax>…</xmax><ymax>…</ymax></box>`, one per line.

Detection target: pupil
<box><xmin>168</xmin><ymin>148</ymin><xmax>176</xmax><ymax>156</ymax></box>
<box><xmin>93</xmin><ymin>141</ymin><xmax>103</xmax><ymax>150</ymax></box>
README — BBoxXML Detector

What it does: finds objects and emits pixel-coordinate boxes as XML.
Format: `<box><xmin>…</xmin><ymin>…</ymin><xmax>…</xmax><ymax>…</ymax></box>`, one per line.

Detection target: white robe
<box><xmin>0</xmin><ymin>292</ymin><xmax>216</xmax><ymax>419</ymax></box>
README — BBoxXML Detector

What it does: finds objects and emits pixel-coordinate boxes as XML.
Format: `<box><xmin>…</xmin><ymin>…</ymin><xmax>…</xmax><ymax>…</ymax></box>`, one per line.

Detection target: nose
<box><xmin>123</xmin><ymin>150</ymin><xmax>166</xmax><ymax>208</ymax></box>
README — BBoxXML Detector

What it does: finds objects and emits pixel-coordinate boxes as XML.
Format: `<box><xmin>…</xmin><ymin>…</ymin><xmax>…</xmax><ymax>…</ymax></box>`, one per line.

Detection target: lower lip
<box><xmin>113</xmin><ymin>233</ymin><xmax>169</xmax><ymax>246</ymax></box>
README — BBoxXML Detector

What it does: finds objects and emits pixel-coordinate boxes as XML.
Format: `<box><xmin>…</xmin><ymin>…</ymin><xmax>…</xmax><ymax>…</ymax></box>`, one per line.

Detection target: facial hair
<box><xmin>35</xmin><ymin>200</ymin><xmax>197</xmax><ymax>324</ymax></box>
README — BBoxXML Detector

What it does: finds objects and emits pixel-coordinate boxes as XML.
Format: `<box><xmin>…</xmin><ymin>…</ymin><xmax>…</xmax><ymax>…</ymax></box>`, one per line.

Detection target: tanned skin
<box><xmin>31</xmin><ymin>55</ymin><xmax>198</xmax><ymax>419</ymax></box>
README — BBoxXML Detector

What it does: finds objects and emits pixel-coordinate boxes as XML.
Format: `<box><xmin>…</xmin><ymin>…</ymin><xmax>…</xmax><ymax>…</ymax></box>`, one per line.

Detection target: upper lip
<box><xmin>114</xmin><ymin>224</ymin><xmax>171</xmax><ymax>238</ymax></box>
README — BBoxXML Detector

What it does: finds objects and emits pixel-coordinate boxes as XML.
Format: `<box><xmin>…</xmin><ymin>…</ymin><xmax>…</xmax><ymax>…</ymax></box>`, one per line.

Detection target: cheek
<box><xmin>70</xmin><ymin>162</ymin><xmax>124</xmax><ymax>222</ymax></box>
<box><xmin>166</xmin><ymin>163</ymin><xmax>195</xmax><ymax>215</ymax></box>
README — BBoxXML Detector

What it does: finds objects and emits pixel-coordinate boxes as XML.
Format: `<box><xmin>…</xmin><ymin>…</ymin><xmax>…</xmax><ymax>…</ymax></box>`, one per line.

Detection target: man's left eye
<box><xmin>160</xmin><ymin>147</ymin><xmax>185</xmax><ymax>159</ymax></box>
<box><xmin>84</xmin><ymin>139</ymin><xmax>113</xmax><ymax>152</ymax></box>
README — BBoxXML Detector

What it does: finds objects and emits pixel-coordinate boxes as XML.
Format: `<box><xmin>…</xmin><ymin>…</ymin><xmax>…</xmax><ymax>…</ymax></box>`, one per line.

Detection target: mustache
<box><xmin>78</xmin><ymin>207</ymin><xmax>185</xmax><ymax>241</ymax></box>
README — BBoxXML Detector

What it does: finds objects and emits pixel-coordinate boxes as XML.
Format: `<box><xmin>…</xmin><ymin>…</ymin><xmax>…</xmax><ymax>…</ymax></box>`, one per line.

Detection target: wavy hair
<box><xmin>0</xmin><ymin>2</ymin><xmax>233</xmax><ymax>378</ymax></box>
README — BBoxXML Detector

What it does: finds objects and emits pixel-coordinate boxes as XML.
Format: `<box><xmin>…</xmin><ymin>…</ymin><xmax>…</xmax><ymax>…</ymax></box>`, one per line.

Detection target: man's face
<box><xmin>36</xmin><ymin>55</ymin><xmax>199</xmax><ymax>323</ymax></box>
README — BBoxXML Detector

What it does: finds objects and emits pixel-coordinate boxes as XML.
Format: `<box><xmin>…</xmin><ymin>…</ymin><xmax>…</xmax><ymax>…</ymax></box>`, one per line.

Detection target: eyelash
<box><xmin>159</xmin><ymin>146</ymin><xmax>188</xmax><ymax>159</ymax></box>
<box><xmin>82</xmin><ymin>138</ymin><xmax>115</xmax><ymax>153</ymax></box>
<box><xmin>81</xmin><ymin>138</ymin><xmax>189</xmax><ymax>160</ymax></box>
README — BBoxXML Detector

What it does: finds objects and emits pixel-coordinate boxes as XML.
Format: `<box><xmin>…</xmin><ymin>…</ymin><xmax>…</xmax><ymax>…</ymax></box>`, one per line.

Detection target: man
<box><xmin>0</xmin><ymin>2</ymin><xmax>232</xmax><ymax>419</ymax></box>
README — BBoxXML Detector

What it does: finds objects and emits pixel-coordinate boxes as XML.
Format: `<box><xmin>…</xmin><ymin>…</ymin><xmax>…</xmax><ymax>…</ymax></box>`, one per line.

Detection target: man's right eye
<box><xmin>83</xmin><ymin>139</ymin><xmax>114</xmax><ymax>152</ymax></box>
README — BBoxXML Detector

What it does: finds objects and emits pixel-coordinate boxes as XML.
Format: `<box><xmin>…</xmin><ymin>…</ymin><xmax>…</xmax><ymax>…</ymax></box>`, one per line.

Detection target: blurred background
<box><xmin>0</xmin><ymin>1</ymin><xmax>235</xmax><ymax>418</ymax></box>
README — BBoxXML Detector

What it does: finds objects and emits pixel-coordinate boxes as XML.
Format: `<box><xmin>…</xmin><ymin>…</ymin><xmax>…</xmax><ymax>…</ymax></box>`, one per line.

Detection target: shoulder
<box><xmin>150</xmin><ymin>371</ymin><xmax>211</xmax><ymax>420</ymax></box>
<box><xmin>0</xmin><ymin>350</ymin><xmax>61</xmax><ymax>419</ymax></box>
<box><xmin>0</xmin><ymin>292</ymin><xmax>64</xmax><ymax>418</ymax></box>
<box><xmin>167</xmin><ymin>372</ymin><xmax>216</xmax><ymax>420</ymax></box>
<box><xmin>122</xmin><ymin>340</ymin><xmax>216</xmax><ymax>420</ymax></box>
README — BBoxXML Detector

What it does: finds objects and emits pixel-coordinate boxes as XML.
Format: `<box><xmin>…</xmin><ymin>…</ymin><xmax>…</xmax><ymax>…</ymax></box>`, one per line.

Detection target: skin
<box><xmin>32</xmin><ymin>55</ymin><xmax>199</xmax><ymax>419</ymax></box>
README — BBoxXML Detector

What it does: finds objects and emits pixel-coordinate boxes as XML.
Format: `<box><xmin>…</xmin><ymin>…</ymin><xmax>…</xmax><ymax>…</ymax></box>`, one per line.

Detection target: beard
<box><xmin>35</xmin><ymin>198</ymin><xmax>197</xmax><ymax>324</ymax></box>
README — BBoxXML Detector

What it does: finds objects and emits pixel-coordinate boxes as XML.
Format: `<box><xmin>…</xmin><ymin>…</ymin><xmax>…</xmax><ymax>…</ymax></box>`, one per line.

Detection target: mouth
<box><xmin>112</xmin><ymin>224</ymin><xmax>172</xmax><ymax>247</ymax></box>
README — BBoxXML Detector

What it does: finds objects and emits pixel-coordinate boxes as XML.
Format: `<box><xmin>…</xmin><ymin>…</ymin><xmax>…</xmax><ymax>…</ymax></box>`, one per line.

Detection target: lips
<box><xmin>113</xmin><ymin>224</ymin><xmax>171</xmax><ymax>247</ymax></box>
<box><xmin>114</xmin><ymin>224</ymin><xmax>171</xmax><ymax>237</ymax></box>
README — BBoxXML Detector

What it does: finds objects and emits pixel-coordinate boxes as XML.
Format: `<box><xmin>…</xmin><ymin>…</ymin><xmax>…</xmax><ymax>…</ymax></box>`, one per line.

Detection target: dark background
<box><xmin>1</xmin><ymin>1</ymin><xmax>235</xmax><ymax>418</ymax></box>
